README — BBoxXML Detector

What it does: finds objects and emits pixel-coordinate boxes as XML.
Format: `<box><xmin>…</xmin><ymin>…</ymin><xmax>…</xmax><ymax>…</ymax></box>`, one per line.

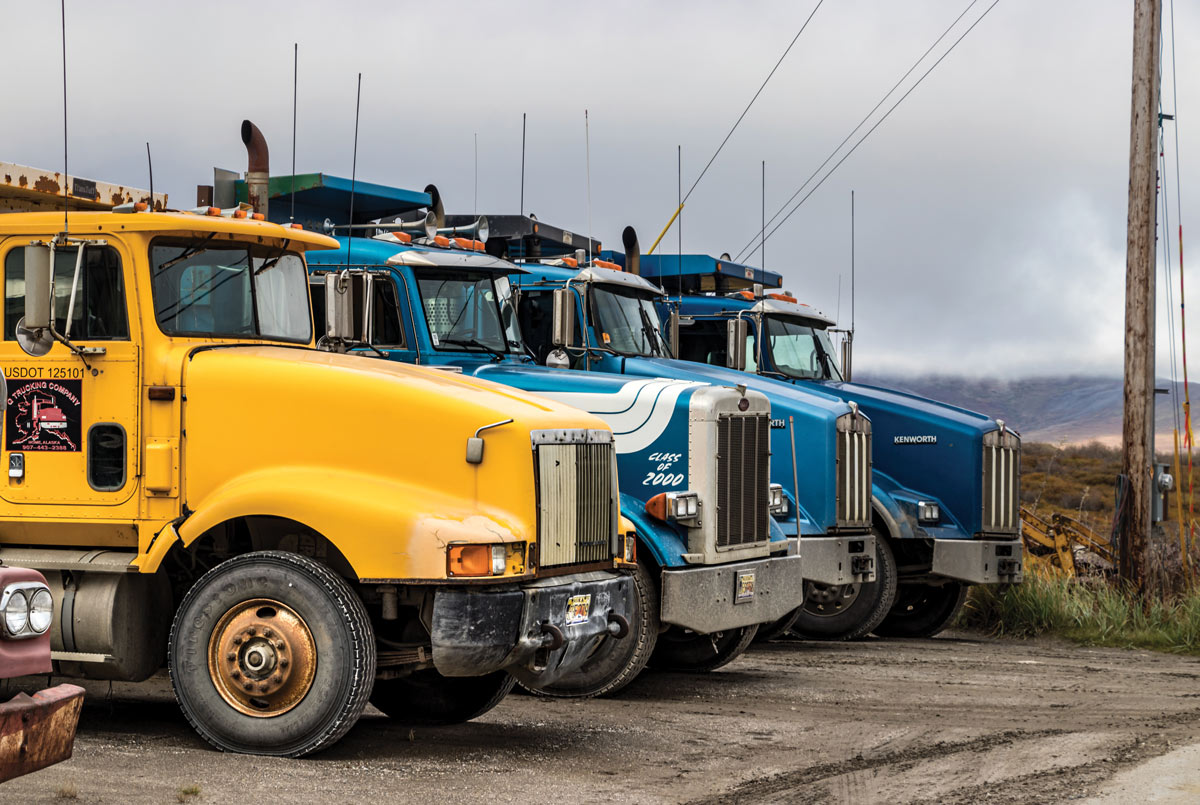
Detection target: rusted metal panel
<box><xmin>0</xmin><ymin>683</ymin><xmax>85</xmax><ymax>783</ymax></box>
<box><xmin>0</xmin><ymin>162</ymin><xmax>167</xmax><ymax>212</ymax></box>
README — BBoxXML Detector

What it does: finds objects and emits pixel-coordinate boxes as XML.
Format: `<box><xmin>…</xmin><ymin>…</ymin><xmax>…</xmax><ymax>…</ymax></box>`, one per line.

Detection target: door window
<box><xmin>4</xmin><ymin>245</ymin><xmax>129</xmax><ymax>340</ymax></box>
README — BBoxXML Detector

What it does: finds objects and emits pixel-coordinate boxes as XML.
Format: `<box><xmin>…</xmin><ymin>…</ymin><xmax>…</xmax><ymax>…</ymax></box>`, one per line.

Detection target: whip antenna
<box><xmin>346</xmin><ymin>72</ymin><xmax>362</xmax><ymax>268</ymax></box>
<box><xmin>291</xmin><ymin>43</ymin><xmax>298</xmax><ymax>223</ymax></box>
<box><xmin>60</xmin><ymin>0</ymin><xmax>69</xmax><ymax>234</ymax></box>
<box><xmin>520</xmin><ymin>112</ymin><xmax>527</xmax><ymax>216</ymax></box>
<box><xmin>585</xmin><ymin>110</ymin><xmax>593</xmax><ymax>263</ymax></box>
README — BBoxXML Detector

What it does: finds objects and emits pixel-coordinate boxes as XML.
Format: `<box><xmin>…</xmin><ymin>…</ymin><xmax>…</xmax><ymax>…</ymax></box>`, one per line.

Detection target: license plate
<box><xmin>735</xmin><ymin>571</ymin><xmax>756</xmax><ymax>604</ymax></box>
<box><xmin>565</xmin><ymin>594</ymin><xmax>592</xmax><ymax>625</ymax></box>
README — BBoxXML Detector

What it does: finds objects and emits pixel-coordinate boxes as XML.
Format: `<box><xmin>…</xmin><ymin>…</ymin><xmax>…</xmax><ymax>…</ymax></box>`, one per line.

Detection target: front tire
<box><xmin>168</xmin><ymin>551</ymin><xmax>376</xmax><ymax>757</ymax></box>
<box><xmin>370</xmin><ymin>670</ymin><xmax>515</xmax><ymax>725</ymax></box>
<box><xmin>874</xmin><ymin>581</ymin><xmax>968</xmax><ymax>638</ymax></box>
<box><xmin>649</xmin><ymin>624</ymin><xmax>758</xmax><ymax>673</ymax></box>
<box><xmin>522</xmin><ymin>556</ymin><xmax>659</xmax><ymax>698</ymax></box>
<box><xmin>791</xmin><ymin>532</ymin><xmax>897</xmax><ymax>640</ymax></box>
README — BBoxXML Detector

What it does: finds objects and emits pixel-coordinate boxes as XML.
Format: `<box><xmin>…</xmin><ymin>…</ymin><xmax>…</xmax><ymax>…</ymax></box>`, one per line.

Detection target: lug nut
<box><xmin>227</xmin><ymin>653</ymin><xmax>236</xmax><ymax>662</ymax></box>
<box><xmin>247</xmin><ymin>628</ymin><xmax>257</xmax><ymax>636</ymax></box>
<box><xmin>233</xmin><ymin>636</ymin><xmax>242</xmax><ymax>645</ymax></box>
<box><xmin>231</xmin><ymin>670</ymin><xmax>240</xmax><ymax>679</ymax></box>
<box><xmin>280</xmin><ymin>659</ymin><xmax>289</xmax><ymax>669</ymax></box>
<box><xmin>263</xmin><ymin>628</ymin><xmax>273</xmax><ymax>638</ymax></box>
<box><xmin>275</xmin><ymin>641</ymin><xmax>285</xmax><ymax>650</ymax></box>
<box><xmin>243</xmin><ymin>682</ymin><xmax>253</xmax><ymax>690</ymax></box>
<box><xmin>258</xmin><ymin>683</ymin><xmax>269</xmax><ymax>692</ymax></box>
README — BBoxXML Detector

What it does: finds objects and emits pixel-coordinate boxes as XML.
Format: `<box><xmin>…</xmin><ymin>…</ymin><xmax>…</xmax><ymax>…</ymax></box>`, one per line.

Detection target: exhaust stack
<box><xmin>622</xmin><ymin>226</ymin><xmax>640</xmax><ymax>275</ymax></box>
<box><xmin>241</xmin><ymin>120</ymin><xmax>269</xmax><ymax>217</ymax></box>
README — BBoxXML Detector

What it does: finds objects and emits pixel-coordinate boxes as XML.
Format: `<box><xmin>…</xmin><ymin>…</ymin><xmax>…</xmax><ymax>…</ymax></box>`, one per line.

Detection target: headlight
<box><xmin>447</xmin><ymin>543</ymin><xmax>526</xmax><ymax>577</ymax></box>
<box><xmin>28</xmin><ymin>588</ymin><xmax>53</xmax><ymax>634</ymax></box>
<box><xmin>646</xmin><ymin>491</ymin><xmax>701</xmax><ymax>524</ymax></box>
<box><xmin>917</xmin><ymin>501</ymin><xmax>940</xmax><ymax>524</ymax></box>
<box><xmin>4</xmin><ymin>590</ymin><xmax>29</xmax><ymax>636</ymax></box>
<box><xmin>769</xmin><ymin>484</ymin><xmax>787</xmax><ymax>515</ymax></box>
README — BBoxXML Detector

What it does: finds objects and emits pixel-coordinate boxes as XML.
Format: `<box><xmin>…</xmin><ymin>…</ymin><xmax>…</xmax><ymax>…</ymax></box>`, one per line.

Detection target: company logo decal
<box><xmin>894</xmin><ymin>435</ymin><xmax>937</xmax><ymax>445</ymax></box>
<box><xmin>535</xmin><ymin>378</ymin><xmax>702</xmax><ymax>454</ymax></box>
<box><xmin>6</xmin><ymin>379</ymin><xmax>82</xmax><ymax>452</ymax></box>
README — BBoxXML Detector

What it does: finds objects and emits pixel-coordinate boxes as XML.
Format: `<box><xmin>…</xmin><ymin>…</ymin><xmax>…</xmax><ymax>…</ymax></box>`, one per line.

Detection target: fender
<box><xmin>617</xmin><ymin>492</ymin><xmax>688</xmax><ymax>569</ymax></box>
<box><xmin>166</xmin><ymin>467</ymin><xmax>533</xmax><ymax>581</ymax></box>
<box><xmin>871</xmin><ymin>489</ymin><xmax>911</xmax><ymax>541</ymax></box>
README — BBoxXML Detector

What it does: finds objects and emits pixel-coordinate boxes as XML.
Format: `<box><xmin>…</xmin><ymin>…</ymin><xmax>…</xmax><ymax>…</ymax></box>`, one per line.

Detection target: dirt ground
<box><xmin>4</xmin><ymin>631</ymin><xmax>1199</xmax><ymax>804</ymax></box>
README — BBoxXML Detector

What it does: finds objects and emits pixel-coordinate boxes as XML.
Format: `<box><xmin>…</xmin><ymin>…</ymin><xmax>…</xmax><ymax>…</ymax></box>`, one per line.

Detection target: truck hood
<box><xmin>611</xmin><ymin>357</ymin><xmax>855</xmax><ymax>534</ymax></box>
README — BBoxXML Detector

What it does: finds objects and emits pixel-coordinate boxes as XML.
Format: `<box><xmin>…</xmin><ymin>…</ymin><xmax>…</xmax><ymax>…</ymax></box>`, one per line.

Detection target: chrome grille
<box><xmin>981</xmin><ymin>428</ymin><xmax>1020</xmax><ymax>534</ymax></box>
<box><xmin>835</xmin><ymin>412</ymin><xmax>872</xmax><ymax>529</ymax></box>
<box><xmin>535</xmin><ymin>439</ymin><xmax>617</xmax><ymax>567</ymax></box>
<box><xmin>716</xmin><ymin>414</ymin><xmax>770</xmax><ymax>548</ymax></box>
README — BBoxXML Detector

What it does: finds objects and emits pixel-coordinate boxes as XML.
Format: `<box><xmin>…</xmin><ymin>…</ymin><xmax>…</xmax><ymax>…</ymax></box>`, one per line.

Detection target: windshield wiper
<box><xmin>158</xmin><ymin>234</ymin><xmax>218</xmax><ymax>273</ymax></box>
<box><xmin>440</xmin><ymin>337</ymin><xmax>506</xmax><ymax>362</ymax></box>
<box><xmin>637</xmin><ymin>305</ymin><xmax>664</xmax><ymax>357</ymax></box>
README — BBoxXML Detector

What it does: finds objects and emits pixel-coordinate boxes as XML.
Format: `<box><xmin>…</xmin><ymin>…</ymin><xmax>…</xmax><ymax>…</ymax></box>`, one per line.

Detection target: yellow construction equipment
<box><xmin>1021</xmin><ymin>506</ymin><xmax>1115</xmax><ymax>578</ymax></box>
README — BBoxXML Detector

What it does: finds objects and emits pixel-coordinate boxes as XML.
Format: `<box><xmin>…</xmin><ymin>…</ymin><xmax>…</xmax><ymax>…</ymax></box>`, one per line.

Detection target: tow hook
<box><xmin>851</xmin><ymin>555</ymin><xmax>874</xmax><ymax>576</ymax></box>
<box><xmin>606</xmin><ymin>612</ymin><xmax>630</xmax><ymax>639</ymax></box>
<box><xmin>539</xmin><ymin>622</ymin><xmax>565</xmax><ymax>650</ymax></box>
<box><xmin>998</xmin><ymin>559</ymin><xmax>1022</xmax><ymax>578</ymax></box>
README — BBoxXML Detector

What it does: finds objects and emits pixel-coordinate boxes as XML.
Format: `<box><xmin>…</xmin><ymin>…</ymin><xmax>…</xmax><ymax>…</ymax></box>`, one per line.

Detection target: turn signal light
<box><xmin>433</xmin><ymin>235</ymin><xmax>450</xmax><ymax>248</ymax></box>
<box><xmin>251</xmin><ymin>213</ymin><xmax>265</xmax><ymax>221</ymax></box>
<box><xmin>447</xmin><ymin>543</ymin><xmax>525</xmax><ymax>577</ymax></box>
<box><xmin>561</xmin><ymin>256</ymin><xmax>578</xmax><ymax>268</ymax></box>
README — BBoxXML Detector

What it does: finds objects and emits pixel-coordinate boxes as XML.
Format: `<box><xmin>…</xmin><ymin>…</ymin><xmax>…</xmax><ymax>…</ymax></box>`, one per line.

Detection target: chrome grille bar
<box><xmin>835</xmin><ymin>412</ymin><xmax>872</xmax><ymax>530</ymax></box>
<box><xmin>981</xmin><ymin>428</ymin><xmax>1021</xmax><ymax>534</ymax></box>
<box><xmin>716</xmin><ymin>414</ymin><xmax>770</xmax><ymax>548</ymax></box>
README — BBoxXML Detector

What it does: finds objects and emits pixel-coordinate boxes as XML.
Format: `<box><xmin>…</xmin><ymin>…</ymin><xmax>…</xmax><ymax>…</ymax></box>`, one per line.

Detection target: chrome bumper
<box><xmin>932</xmin><ymin>539</ymin><xmax>1023</xmax><ymax>584</ymax></box>
<box><xmin>659</xmin><ymin>554</ymin><xmax>806</xmax><ymax>633</ymax></box>
<box><xmin>799</xmin><ymin>534</ymin><xmax>876</xmax><ymax>585</ymax></box>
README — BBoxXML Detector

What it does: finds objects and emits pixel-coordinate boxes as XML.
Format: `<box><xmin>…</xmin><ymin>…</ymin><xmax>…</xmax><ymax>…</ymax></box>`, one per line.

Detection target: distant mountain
<box><xmin>855</xmin><ymin>374</ymin><xmax>1200</xmax><ymax>450</ymax></box>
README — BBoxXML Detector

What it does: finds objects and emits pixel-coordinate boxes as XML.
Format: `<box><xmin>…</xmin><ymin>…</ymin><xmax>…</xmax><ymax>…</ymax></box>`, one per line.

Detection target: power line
<box><xmin>734</xmin><ymin>0</ymin><xmax>982</xmax><ymax>261</ymax></box>
<box><xmin>738</xmin><ymin>0</ymin><xmax>1002</xmax><ymax>260</ymax></box>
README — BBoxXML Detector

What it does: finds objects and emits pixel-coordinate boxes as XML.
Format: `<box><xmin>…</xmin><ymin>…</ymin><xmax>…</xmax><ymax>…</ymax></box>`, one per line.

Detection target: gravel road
<box><xmin>4</xmin><ymin>631</ymin><xmax>1198</xmax><ymax>804</ymax></box>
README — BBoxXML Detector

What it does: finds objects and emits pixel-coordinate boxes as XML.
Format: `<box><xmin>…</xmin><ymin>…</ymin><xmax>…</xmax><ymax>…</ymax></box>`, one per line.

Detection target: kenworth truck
<box><xmin>0</xmin><ymin>148</ymin><xmax>634</xmax><ymax>756</ymax></box>
<box><xmin>635</xmin><ymin>250</ymin><xmax>1024</xmax><ymax>637</ymax></box>
<box><xmin>253</xmin><ymin>174</ymin><xmax>807</xmax><ymax>696</ymax></box>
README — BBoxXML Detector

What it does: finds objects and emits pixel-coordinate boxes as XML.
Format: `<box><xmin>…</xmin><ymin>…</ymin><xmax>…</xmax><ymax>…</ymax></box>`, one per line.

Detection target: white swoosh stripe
<box><xmin>535</xmin><ymin>378</ymin><xmax>702</xmax><ymax>454</ymax></box>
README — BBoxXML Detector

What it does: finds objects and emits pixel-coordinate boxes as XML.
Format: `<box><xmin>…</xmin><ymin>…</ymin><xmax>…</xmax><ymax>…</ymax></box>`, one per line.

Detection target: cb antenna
<box><xmin>291</xmin><ymin>43</ymin><xmax>298</xmax><ymax>223</ymax></box>
<box><xmin>60</xmin><ymin>0</ymin><xmax>69</xmax><ymax>234</ymax></box>
<box><xmin>345</xmin><ymin>72</ymin><xmax>362</xmax><ymax>269</ymax></box>
<box><xmin>585</xmin><ymin>109</ymin><xmax>593</xmax><ymax>264</ymax></box>
<box><xmin>519</xmin><ymin>112</ymin><xmax>527</xmax><ymax>216</ymax></box>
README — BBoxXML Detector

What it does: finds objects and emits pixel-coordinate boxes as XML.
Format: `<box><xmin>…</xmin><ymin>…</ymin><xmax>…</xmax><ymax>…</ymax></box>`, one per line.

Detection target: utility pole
<box><xmin>1119</xmin><ymin>0</ymin><xmax>1162</xmax><ymax>593</ymax></box>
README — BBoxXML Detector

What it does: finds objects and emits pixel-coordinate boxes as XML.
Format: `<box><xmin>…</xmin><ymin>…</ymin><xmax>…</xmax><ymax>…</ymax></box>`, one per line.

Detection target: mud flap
<box><xmin>0</xmin><ymin>683</ymin><xmax>85</xmax><ymax>783</ymax></box>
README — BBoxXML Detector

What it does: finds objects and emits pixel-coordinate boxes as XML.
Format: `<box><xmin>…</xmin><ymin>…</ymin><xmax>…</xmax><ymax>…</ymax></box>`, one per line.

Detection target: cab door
<box><xmin>0</xmin><ymin>239</ymin><xmax>140</xmax><ymax>511</ymax></box>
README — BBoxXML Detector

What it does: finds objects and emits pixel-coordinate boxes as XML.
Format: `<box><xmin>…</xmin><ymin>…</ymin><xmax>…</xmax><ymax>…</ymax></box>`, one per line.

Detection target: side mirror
<box><xmin>726</xmin><ymin>318</ymin><xmax>747</xmax><ymax>371</ymax></box>
<box><xmin>666</xmin><ymin>309</ymin><xmax>679</xmax><ymax>359</ymax></box>
<box><xmin>24</xmin><ymin>244</ymin><xmax>52</xmax><ymax>330</ymax></box>
<box><xmin>552</xmin><ymin>288</ymin><xmax>575</xmax><ymax>347</ymax></box>
<box><xmin>325</xmin><ymin>272</ymin><xmax>371</xmax><ymax>342</ymax></box>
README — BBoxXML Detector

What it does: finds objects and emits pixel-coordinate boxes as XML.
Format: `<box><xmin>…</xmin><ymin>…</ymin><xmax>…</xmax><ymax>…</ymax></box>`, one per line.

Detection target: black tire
<box><xmin>754</xmin><ymin>607</ymin><xmax>803</xmax><ymax>642</ymax></box>
<box><xmin>874</xmin><ymin>581</ymin><xmax>969</xmax><ymax>638</ymax></box>
<box><xmin>648</xmin><ymin>623</ymin><xmax>759</xmax><ymax>673</ymax></box>
<box><xmin>522</xmin><ymin>556</ymin><xmax>659</xmax><ymax>698</ymax></box>
<box><xmin>791</xmin><ymin>531</ymin><xmax>897</xmax><ymax>641</ymax></box>
<box><xmin>370</xmin><ymin>670</ymin><xmax>515</xmax><ymax>725</ymax></box>
<box><xmin>168</xmin><ymin>551</ymin><xmax>376</xmax><ymax>757</ymax></box>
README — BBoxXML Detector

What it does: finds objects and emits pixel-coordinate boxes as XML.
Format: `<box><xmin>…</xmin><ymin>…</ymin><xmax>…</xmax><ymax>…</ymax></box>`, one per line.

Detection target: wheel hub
<box><xmin>805</xmin><ymin>583</ymin><xmax>859</xmax><ymax>615</ymax></box>
<box><xmin>207</xmin><ymin>598</ymin><xmax>317</xmax><ymax>718</ymax></box>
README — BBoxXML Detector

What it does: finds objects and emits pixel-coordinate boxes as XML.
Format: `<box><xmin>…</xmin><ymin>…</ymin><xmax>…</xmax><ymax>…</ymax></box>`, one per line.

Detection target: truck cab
<box><xmin>636</xmin><ymin>250</ymin><xmax>1024</xmax><ymax>637</ymax></box>
<box><xmin>268</xmin><ymin>174</ymin><xmax>809</xmax><ymax>696</ymax></box>
<box><xmin>0</xmin><ymin>143</ymin><xmax>635</xmax><ymax>756</ymax></box>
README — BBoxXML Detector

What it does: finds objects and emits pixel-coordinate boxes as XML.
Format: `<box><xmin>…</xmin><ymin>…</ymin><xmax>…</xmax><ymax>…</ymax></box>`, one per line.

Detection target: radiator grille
<box><xmin>836</xmin><ymin>413</ymin><xmax>872</xmax><ymax>529</ymax></box>
<box><xmin>536</xmin><ymin>442</ymin><xmax>616</xmax><ymax>567</ymax></box>
<box><xmin>981</xmin><ymin>428</ymin><xmax>1020</xmax><ymax>534</ymax></box>
<box><xmin>716</xmin><ymin>414</ymin><xmax>770</xmax><ymax>548</ymax></box>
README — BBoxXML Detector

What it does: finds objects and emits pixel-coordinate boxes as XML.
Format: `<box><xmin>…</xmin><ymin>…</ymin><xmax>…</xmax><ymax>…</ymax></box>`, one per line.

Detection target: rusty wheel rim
<box><xmin>804</xmin><ymin>583</ymin><xmax>859</xmax><ymax>616</ymax></box>
<box><xmin>207</xmin><ymin>598</ymin><xmax>317</xmax><ymax>718</ymax></box>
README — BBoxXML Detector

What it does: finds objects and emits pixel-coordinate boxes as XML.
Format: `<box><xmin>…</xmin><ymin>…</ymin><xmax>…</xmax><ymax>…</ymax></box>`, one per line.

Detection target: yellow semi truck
<box><xmin>0</xmin><ymin>160</ymin><xmax>634</xmax><ymax>756</ymax></box>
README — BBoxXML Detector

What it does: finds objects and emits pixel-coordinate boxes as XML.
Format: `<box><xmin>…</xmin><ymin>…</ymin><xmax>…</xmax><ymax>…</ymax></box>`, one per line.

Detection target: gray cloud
<box><xmin>0</xmin><ymin>0</ymin><xmax>1194</xmax><ymax>379</ymax></box>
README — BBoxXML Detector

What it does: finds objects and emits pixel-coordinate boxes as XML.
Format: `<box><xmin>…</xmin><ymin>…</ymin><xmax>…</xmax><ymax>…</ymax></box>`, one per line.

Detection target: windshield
<box><xmin>764</xmin><ymin>315</ymin><xmax>842</xmax><ymax>380</ymax></box>
<box><xmin>590</xmin><ymin>285</ymin><xmax>667</xmax><ymax>357</ymax></box>
<box><xmin>151</xmin><ymin>238</ymin><xmax>311</xmax><ymax>342</ymax></box>
<box><xmin>414</xmin><ymin>269</ymin><xmax>510</xmax><ymax>354</ymax></box>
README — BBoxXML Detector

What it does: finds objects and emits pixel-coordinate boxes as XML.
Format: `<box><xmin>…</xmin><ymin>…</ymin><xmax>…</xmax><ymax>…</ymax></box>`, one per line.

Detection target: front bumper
<box><xmin>799</xmin><ymin>534</ymin><xmax>877</xmax><ymax>585</ymax></box>
<box><xmin>0</xmin><ymin>684</ymin><xmax>85</xmax><ymax>783</ymax></box>
<box><xmin>430</xmin><ymin>570</ymin><xmax>634</xmax><ymax>685</ymax></box>
<box><xmin>659</xmin><ymin>554</ymin><xmax>806</xmax><ymax>633</ymax></box>
<box><xmin>931</xmin><ymin>539</ymin><xmax>1023</xmax><ymax>584</ymax></box>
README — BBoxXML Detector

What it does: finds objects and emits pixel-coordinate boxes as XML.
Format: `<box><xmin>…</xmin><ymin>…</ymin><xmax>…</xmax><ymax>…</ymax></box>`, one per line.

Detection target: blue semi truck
<box><xmin>630</xmin><ymin>249</ymin><xmax>1024</xmax><ymax>637</ymax></box>
<box><xmin>440</xmin><ymin>215</ymin><xmax>893</xmax><ymax>641</ymax></box>
<box><xmin>243</xmin><ymin>173</ymin><xmax>817</xmax><ymax>696</ymax></box>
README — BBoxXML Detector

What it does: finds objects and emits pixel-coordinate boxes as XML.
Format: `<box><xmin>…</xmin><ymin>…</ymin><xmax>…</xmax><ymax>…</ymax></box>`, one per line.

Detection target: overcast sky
<box><xmin>1</xmin><ymin>1</ymin><xmax>1195</xmax><ymax>380</ymax></box>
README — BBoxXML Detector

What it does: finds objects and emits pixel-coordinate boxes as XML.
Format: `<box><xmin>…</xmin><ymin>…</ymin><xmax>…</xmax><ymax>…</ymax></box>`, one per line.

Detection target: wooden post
<box><xmin>1120</xmin><ymin>0</ymin><xmax>1163</xmax><ymax>593</ymax></box>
